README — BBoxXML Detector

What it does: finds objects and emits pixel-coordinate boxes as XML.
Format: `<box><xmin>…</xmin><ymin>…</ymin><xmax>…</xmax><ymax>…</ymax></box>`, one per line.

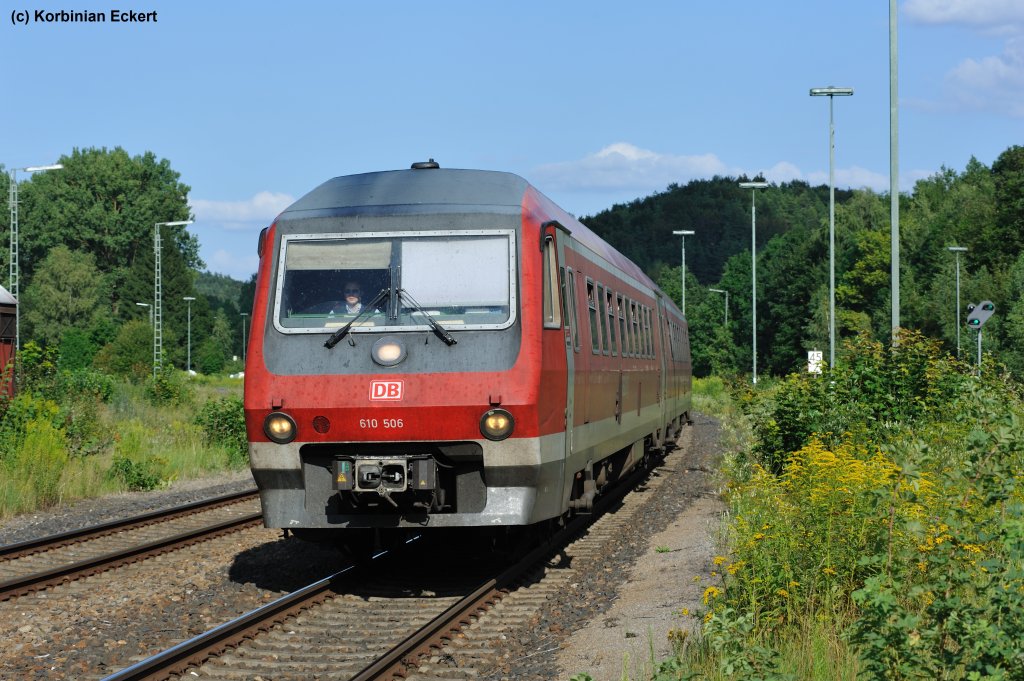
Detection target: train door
<box><xmin>656</xmin><ymin>296</ymin><xmax>670</xmax><ymax>442</ymax></box>
<box><xmin>543</xmin><ymin>225</ymin><xmax>575</xmax><ymax>441</ymax></box>
<box><xmin>542</xmin><ymin>224</ymin><xmax>574</xmax><ymax>504</ymax></box>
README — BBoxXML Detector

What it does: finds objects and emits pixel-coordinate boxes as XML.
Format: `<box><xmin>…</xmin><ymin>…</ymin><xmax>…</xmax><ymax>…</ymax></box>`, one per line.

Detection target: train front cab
<box><xmin>245</xmin><ymin>187</ymin><xmax>578</xmax><ymax>532</ymax></box>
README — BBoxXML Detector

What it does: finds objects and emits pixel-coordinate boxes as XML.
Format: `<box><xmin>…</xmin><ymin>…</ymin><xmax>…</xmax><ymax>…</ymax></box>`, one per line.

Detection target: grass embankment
<box><xmin>0</xmin><ymin>369</ymin><xmax>246</xmax><ymax>520</ymax></box>
<box><xmin>646</xmin><ymin>332</ymin><xmax>1023</xmax><ymax>680</ymax></box>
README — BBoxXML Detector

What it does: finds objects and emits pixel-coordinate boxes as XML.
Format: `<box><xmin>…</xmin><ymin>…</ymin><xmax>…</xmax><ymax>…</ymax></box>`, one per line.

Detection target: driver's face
<box><xmin>344</xmin><ymin>285</ymin><xmax>361</xmax><ymax>302</ymax></box>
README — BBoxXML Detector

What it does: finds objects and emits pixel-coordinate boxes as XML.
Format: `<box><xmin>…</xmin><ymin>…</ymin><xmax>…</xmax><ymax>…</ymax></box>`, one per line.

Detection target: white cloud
<box><xmin>904</xmin><ymin>1</ymin><xmax>1024</xmax><ymax>116</ymax></box>
<box><xmin>190</xmin><ymin>191</ymin><xmax>295</xmax><ymax>227</ymax></box>
<box><xmin>944</xmin><ymin>37</ymin><xmax>1024</xmax><ymax>116</ymax></box>
<box><xmin>763</xmin><ymin>161</ymin><xmax>804</xmax><ymax>184</ymax></box>
<box><xmin>532</xmin><ymin>142</ymin><xmax>733</xmax><ymax>193</ymax></box>
<box><xmin>209</xmin><ymin>249</ymin><xmax>260</xmax><ymax>280</ymax></box>
<box><xmin>904</xmin><ymin>0</ymin><xmax>1024</xmax><ymax>27</ymax></box>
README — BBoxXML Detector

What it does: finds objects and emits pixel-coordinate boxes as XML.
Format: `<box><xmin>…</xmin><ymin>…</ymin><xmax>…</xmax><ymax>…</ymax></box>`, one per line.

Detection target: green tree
<box><xmin>93</xmin><ymin>320</ymin><xmax>152</xmax><ymax>381</ymax></box>
<box><xmin>990</xmin><ymin>145</ymin><xmax>1024</xmax><ymax>270</ymax></box>
<box><xmin>21</xmin><ymin>246</ymin><xmax>105</xmax><ymax>347</ymax></box>
<box><xmin>15</xmin><ymin>147</ymin><xmax>200</xmax><ymax>323</ymax></box>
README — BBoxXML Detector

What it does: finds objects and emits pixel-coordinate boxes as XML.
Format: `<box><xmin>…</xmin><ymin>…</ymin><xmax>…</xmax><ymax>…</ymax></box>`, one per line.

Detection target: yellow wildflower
<box><xmin>702</xmin><ymin>586</ymin><xmax>722</xmax><ymax>605</ymax></box>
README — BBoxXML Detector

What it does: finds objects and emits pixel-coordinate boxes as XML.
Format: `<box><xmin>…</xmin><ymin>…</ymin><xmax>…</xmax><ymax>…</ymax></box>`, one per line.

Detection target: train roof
<box><xmin>279</xmin><ymin>167</ymin><xmax>529</xmax><ymax>216</ymax></box>
<box><xmin>277</xmin><ymin>166</ymin><xmax>679</xmax><ymax>318</ymax></box>
<box><xmin>0</xmin><ymin>284</ymin><xmax>15</xmax><ymax>306</ymax></box>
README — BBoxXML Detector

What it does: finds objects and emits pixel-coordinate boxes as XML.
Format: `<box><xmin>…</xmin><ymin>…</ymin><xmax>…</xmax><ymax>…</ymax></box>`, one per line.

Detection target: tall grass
<box><xmin>0</xmin><ymin>374</ymin><xmax>246</xmax><ymax>521</ymax></box>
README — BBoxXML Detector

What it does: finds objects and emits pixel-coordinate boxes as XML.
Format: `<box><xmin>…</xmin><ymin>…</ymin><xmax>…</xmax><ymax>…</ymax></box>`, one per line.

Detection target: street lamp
<box><xmin>240</xmin><ymin>312</ymin><xmax>250</xmax><ymax>364</ymax></box>
<box><xmin>7</xmin><ymin>162</ymin><xmax>63</xmax><ymax>351</ymax></box>
<box><xmin>739</xmin><ymin>180</ymin><xmax>768</xmax><ymax>384</ymax></box>
<box><xmin>672</xmin><ymin>229</ymin><xmax>696</xmax><ymax>315</ymax></box>
<box><xmin>153</xmin><ymin>220</ymin><xmax>193</xmax><ymax>377</ymax></box>
<box><xmin>947</xmin><ymin>246</ymin><xmax>967</xmax><ymax>358</ymax></box>
<box><xmin>709</xmin><ymin>288</ymin><xmax>728</xmax><ymax>326</ymax></box>
<box><xmin>183</xmin><ymin>296</ymin><xmax>196</xmax><ymax>373</ymax></box>
<box><xmin>810</xmin><ymin>86</ymin><xmax>854</xmax><ymax>369</ymax></box>
<box><xmin>135</xmin><ymin>302</ymin><xmax>153</xmax><ymax>327</ymax></box>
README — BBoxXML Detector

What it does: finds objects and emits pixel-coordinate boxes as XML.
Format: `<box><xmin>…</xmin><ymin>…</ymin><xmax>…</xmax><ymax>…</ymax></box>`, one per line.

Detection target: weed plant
<box><xmin>657</xmin><ymin>331</ymin><xmax>1024</xmax><ymax>680</ymax></box>
<box><xmin>0</xmin><ymin>349</ymin><xmax>246</xmax><ymax>521</ymax></box>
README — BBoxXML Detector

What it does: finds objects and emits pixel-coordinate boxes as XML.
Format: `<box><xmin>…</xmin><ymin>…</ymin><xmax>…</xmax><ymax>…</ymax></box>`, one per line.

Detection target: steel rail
<box><xmin>0</xmin><ymin>511</ymin><xmax>263</xmax><ymax>601</ymax></box>
<box><xmin>0</xmin><ymin>488</ymin><xmax>258</xmax><ymax>559</ymax></box>
<box><xmin>99</xmin><ymin>539</ymin><xmax>420</xmax><ymax>681</ymax></box>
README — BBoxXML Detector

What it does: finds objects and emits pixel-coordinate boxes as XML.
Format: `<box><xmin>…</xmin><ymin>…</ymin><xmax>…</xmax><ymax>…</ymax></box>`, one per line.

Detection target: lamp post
<box><xmin>183</xmin><ymin>296</ymin><xmax>196</xmax><ymax>373</ymax></box>
<box><xmin>947</xmin><ymin>246</ymin><xmax>967</xmax><ymax>358</ymax></box>
<box><xmin>135</xmin><ymin>302</ymin><xmax>152</xmax><ymax>327</ymax></box>
<box><xmin>810</xmin><ymin>86</ymin><xmax>853</xmax><ymax>369</ymax></box>
<box><xmin>153</xmin><ymin>220</ymin><xmax>193</xmax><ymax>377</ymax></box>
<box><xmin>672</xmin><ymin>229</ymin><xmax>696</xmax><ymax>315</ymax></box>
<box><xmin>709</xmin><ymin>288</ymin><xmax>728</xmax><ymax>326</ymax></box>
<box><xmin>8</xmin><ymin>163</ymin><xmax>63</xmax><ymax>351</ymax></box>
<box><xmin>739</xmin><ymin>180</ymin><xmax>768</xmax><ymax>384</ymax></box>
<box><xmin>240</xmin><ymin>312</ymin><xmax>250</xmax><ymax>364</ymax></box>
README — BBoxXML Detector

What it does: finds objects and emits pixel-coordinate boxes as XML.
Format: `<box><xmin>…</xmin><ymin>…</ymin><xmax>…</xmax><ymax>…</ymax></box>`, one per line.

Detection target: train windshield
<box><xmin>274</xmin><ymin>230</ymin><xmax>517</xmax><ymax>333</ymax></box>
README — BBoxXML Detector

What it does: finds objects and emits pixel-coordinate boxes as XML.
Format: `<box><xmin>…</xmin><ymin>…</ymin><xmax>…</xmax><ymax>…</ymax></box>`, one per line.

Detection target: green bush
<box><xmin>195</xmin><ymin>396</ymin><xmax>247</xmax><ymax>466</ymax></box>
<box><xmin>58</xmin><ymin>328</ymin><xmax>98</xmax><ymax>371</ymax></box>
<box><xmin>107</xmin><ymin>419</ymin><xmax>166</xmax><ymax>491</ymax></box>
<box><xmin>107</xmin><ymin>454</ymin><xmax>163</xmax><ymax>491</ymax></box>
<box><xmin>196</xmin><ymin>337</ymin><xmax>227</xmax><ymax>375</ymax></box>
<box><xmin>743</xmin><ymin>330</ymin><xmax>970</xmax><ymax>473</ymax></box>
<box><xmin>92</xmin><ymin>320</ymin><xmax>152</xmax><ymax>382</ymax></box>
<box><xmin>0</xmin><ymin>393</ymin><xmax>63</xmax><ymax>461</ymax></box>
<box><xmin>145</xmin><ymin>367</ymin><xmax>193</xmax><ymax>406</ymax></box>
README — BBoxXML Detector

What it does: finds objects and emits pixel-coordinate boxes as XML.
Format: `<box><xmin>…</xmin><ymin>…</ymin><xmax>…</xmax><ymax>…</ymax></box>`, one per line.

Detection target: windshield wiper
<box><xmin>399</xmin><ymin>289</ymin><xmax>458</xmax><ymax>346</ymax></box>
<box><xmin>324</xmin><ymin>288</ymin><xmax>389</xmax><ymax>349</ymax></box>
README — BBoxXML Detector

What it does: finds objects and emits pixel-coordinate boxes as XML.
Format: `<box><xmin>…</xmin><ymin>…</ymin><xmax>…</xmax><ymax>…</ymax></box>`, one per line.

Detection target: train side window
<box><xmin>567</xmin><ymin>269</ymin><xmax>580</xmax><ymax>352</ymax></box>
<box><xmin>597</xmin><ymin>284</ymin><xmax>610</xmax><ymax>355</ymax></box>
<box><xmin>605</xmin><ymin>289</ymin><xmax>617</xmax><ymax>356</ymax></box>
<box><xmin>645</xmin><ymin>307</ymin><xmax>654</xmax><ymax>357</ymax></box>
<box><xmin>629</xmin><ymin>301</ymin><xmax>639</xmax><ymax>357</ymax></box>
<box><xmin>641</xmin><ymin>306</ymin><xmax>650</xmax><ymax>358</ymax></box>
<box><xmin>587</xmin><ymin>279</ymin><xmax>600</xmax><ymax>354</ymax></box>
<box><xmin>542</xmin><ymin>237</ymin><xmax>561</xmax><ymax>329</ymax></box>
<box><xmin>617</xmin><ymin>294</ymin><xmax>628</xmax><ymax>357</ymax></box>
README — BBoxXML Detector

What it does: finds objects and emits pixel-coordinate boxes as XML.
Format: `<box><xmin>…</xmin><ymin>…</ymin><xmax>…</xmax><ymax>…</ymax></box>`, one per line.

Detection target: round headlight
<box><xmin>264</xmin><ymin>412</ymin><xmax>297</xmax><ymax>444</ymax></box>
<box><xmin>372</xmin><ymin>336</ymin><xmax>407</xmax><ymax>367</ymax></box>
<box><xmin>480</xmin><ymin>408</ymin><xmax>515</xmax><ymax>441</ymax></box>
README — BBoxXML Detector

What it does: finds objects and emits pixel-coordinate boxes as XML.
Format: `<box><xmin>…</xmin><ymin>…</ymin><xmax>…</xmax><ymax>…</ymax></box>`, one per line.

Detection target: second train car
<box><xmin>244</xmin><ymin>161</ymin><xmax>691</xmax><ymax>540</ymax></box>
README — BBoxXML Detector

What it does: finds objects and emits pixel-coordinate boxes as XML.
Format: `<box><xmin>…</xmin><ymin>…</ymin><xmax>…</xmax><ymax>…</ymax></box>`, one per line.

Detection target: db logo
<box><xmin>369</xmin><ymin>380</ymin><xmax>404</xmax><ymax>401</ymax></box>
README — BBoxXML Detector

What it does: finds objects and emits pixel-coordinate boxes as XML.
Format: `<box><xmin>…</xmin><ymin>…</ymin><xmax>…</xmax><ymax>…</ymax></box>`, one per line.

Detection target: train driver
<box><xmin>341</xmin><ymin>281</ymin><xmax>363</xmax><ymax>314</ymax></box>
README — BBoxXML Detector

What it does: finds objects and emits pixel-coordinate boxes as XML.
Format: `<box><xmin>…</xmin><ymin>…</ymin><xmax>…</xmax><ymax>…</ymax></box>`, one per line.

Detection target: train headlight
<box><xmin>264</xmin><ymin>412</ymin><xmax>297</xmax><ymax>444</ymax></box>
<box><xmin>479</xmin><ymin>408</ymin><xmax>515</xmax><ymax>441</ymax></box>
<box><xmin>372</xmin><ymin>336</ymin><xmax>407</xmax><ymax>367</ymax></box>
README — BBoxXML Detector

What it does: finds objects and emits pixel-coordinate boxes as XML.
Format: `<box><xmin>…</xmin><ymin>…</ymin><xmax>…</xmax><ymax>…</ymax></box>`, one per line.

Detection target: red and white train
<box><xmin>243</xmin><ymin>162</ymin><xmax>691</xmax><ymax>541</ymax></box>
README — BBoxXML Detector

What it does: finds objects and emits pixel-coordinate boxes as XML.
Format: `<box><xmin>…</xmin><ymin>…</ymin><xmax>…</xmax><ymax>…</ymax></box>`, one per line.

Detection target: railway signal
<box><xmin>966</xmin><ymin>300</ymin><xmax>995</xmax><ymax>374</ymax></box>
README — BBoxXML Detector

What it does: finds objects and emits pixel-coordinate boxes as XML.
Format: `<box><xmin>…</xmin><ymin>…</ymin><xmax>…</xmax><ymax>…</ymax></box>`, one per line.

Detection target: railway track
<box><xmin>99</xmin><ymin>438</ymin><xmax>689</xmax><ymax>681</ymax></box>
<box><xmin>0</xmin><ymin>489</ymin><xmax>262</xmax><ymax>601</ymax></box>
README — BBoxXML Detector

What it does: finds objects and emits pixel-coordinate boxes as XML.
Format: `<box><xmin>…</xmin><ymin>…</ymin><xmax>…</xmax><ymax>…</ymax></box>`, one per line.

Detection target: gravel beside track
<box><xmin>0</xmin><ymin>415</ymin><xmax>724</xmax><ymax>680</ymax></box>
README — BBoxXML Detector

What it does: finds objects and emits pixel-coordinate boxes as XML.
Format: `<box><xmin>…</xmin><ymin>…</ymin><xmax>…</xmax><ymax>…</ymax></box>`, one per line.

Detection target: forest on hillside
<box><xmin>2</xmin><ymin>144</ymin><xmax>1022</xmax><ymax>382</ymax></box>
<box><xmin>583</xmin><ymin>145</ymin><xmax>1024</xmax><ymax>379</ymax></box>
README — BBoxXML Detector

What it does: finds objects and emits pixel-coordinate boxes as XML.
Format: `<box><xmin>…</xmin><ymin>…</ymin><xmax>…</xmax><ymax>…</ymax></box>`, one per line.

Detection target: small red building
<box><xmin>0</xmin><ymin>284</ymin><xmax>16</xmax><ymax>398</ymax></box>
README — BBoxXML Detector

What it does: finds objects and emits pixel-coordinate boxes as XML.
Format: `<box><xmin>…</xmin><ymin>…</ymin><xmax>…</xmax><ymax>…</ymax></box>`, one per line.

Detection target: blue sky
<box><xmin>3</xmin><ymin>0</ymin><xmax>1022</xmax><ymax>280</ymax></box>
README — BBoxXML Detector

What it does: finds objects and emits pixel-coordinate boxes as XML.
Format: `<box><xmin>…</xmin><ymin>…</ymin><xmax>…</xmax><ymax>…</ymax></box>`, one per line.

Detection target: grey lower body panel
<box><xmin>250</xmin><ymin>436</ymin><xmax>566</xmax><ymax>529</ymax></box>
